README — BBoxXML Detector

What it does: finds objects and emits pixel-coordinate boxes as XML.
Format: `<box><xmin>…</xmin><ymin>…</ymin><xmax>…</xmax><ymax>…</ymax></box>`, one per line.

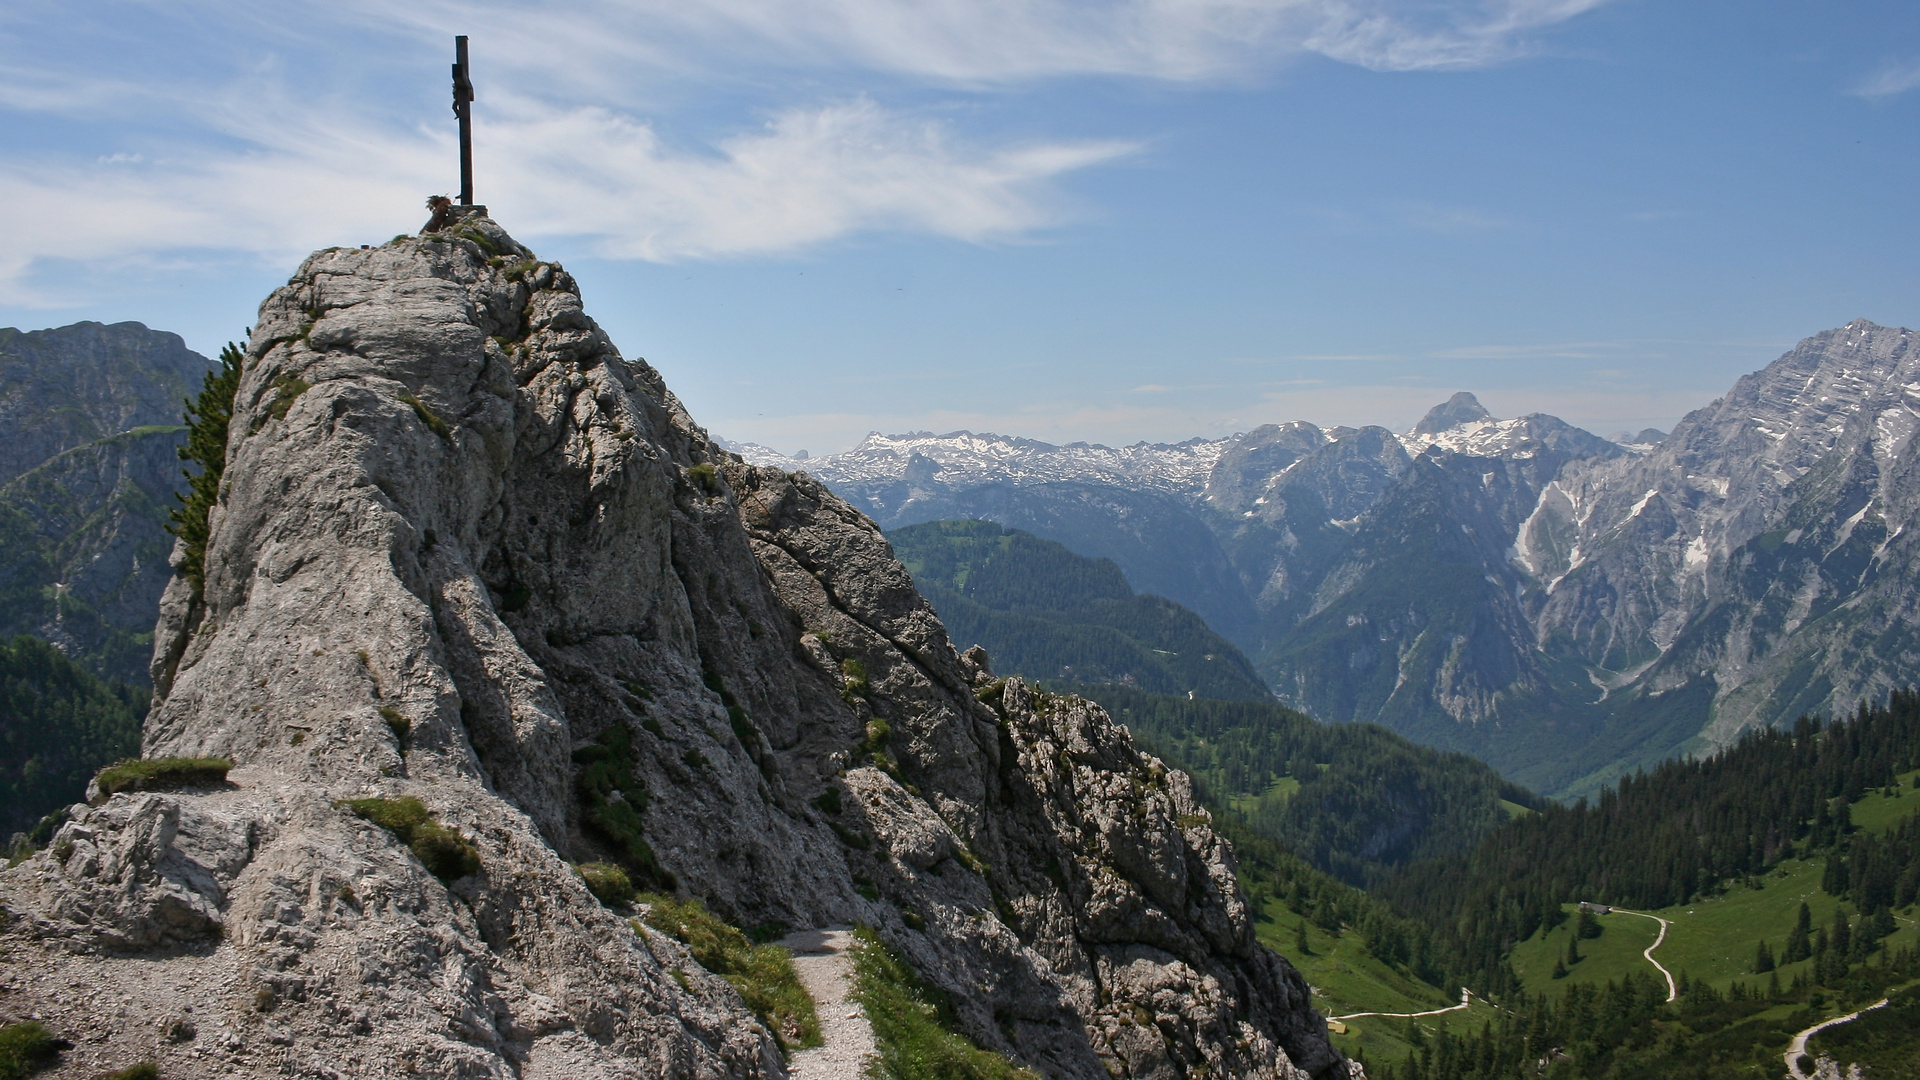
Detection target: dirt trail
<box><xmin>1606</xmin><ymin>908</ymin><xmax>1676</xmax><ymax>1002</ymax></box>
<box><xmin>1784</xmin><ymin>998</ymin><xmax>1888</xmax><ymax>1080</ymax></box>
<box><xmin>783</xmin><ymin>927</ymin><xmax>876</xmax><ymax>1080</ymax></box>
<box><xmin>1330</xmin><ymin>987</ymin><xmax>1473</xmax><ymax>1021</ymax></box>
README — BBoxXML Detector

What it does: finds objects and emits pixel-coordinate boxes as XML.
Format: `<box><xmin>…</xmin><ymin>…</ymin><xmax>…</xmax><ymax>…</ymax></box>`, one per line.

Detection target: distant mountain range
<box><xmin>0</xmin><ymin>321</ymin><xmax>211</xmax><ymax>684</ymax></box>
<box><xmin>731</xmin><ymin>319</ymin><xmax>1920</xmax><ymax>796</ymax></box>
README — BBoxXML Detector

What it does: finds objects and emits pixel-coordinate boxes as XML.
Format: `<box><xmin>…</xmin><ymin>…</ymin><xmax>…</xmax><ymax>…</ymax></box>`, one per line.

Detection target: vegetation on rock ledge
<box><xmin>166</xmin><ymin>340</ymin><xmax>242</xmax><ymax>595</ymax></box>
<box><xmin>638</xmin><ymin>895</ymin><xmax>821</xmax><ymax>1053</ymax></box>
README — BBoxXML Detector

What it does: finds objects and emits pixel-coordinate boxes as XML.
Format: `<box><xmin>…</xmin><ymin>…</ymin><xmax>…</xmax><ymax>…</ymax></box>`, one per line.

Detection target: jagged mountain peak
<box><xmin>1412</xmin><ymin>391</ymin><xmax>1493</xmax><ymax>435</ymax></box>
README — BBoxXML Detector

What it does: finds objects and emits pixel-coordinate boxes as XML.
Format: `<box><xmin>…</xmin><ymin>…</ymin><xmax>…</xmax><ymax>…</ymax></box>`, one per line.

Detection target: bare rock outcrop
<box><xmin>0</xmin><ymin>216</ymin><xmax>1347</xmax><ymax>1080</ymax></box>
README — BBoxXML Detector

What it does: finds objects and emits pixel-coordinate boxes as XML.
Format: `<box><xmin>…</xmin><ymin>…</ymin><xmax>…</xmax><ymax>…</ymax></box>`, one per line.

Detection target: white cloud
<box><xmin>486</xmin><ymin>99</ymin><xmax>1135</xmax><ymax>260</ymax></box>
<box><xmin>0</xmin><ymin>0</ymin><xmax>1609</xmax><ymax>289</ymax></box>
<box><xmin>349</xmin><ymin>0</ymin><xmax>1608</xmax><ymax>86</ymax></box>
<box><xmin>1853</xmin><ymin>59</ymin><xmax>1920</xmax><ymax>99</ymax></box>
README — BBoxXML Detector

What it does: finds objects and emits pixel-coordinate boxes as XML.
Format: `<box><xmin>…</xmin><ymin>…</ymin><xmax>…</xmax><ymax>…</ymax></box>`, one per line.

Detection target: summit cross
<box><xmin>452</xmin><ymin>35</ymin><xmax>474</xmax><ymax>205</ymax></box>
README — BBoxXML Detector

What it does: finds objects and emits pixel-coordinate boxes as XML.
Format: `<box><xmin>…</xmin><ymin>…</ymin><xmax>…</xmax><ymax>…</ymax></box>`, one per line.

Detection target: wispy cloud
<box><xmin>1852</xmin><ymin>59</ymin><xmax>1920</xmax><ymax>99</ymax></box>
<box><xmin>0</xmin><ymin>0</ymin><xmax>1610</xmax><ymax>290</ymax></box>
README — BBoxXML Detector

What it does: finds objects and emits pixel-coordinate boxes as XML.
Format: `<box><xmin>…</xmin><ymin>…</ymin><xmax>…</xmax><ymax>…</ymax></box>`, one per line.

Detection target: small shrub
<box><xmin>0</xmin><ymin>1020</ymin><xmax>63</xmax><ymax>1079</ymax></box>
<box><xmin>398</xmin><ymin>393</ymin><xmax>451</xmax><ymax>438</ymax></box>
<box><xmin>813</xmin><ymin>786</ymin><xmax>842</xmax><ymax>815</ymax></box>
<box><xmin>378</xmin><ymin>706</ymin><xmax>411</xmax><ymax>748</ymax></box>
<box><xmin>831</xmin><ymin>821</ymin><xmax>871</xmax><ymax>850</ymax></box>
<box><xmin>575</xmin><ymin>725</ymin><xmax>674</xmax><ymax>890</ymax></box>
<box><xmin>576</xmin><ymin>861</ymin><xmax>636</xmax><ymax>906</ymax></box>
<box><xmin>683</xmin><ymin>748</ymin><xmax>709</xmax><ymax>770</ymax></box>
<box><xmin>849</xmin><ymin>928</ymin><xmax>1038</xmax><ymax>1080</ymax></box>
<box><xmin>94</xmin><ymin>757</ymin><xmax>232</xmax><ymax>798</ymax></box>
<box><xmin>841</xmin><ymin>657</ymin><xmax>870</xmax><ymax>701</ymax></box>
<box><xmin>902</xmin><ymin>909</ymin><xmax>926</xmax><ymax>931</ymax></box>
<box><xmin>289</xmin><ymin>731</ymin><xmax>305</xmax><ymax>746</ymax></box>
<box><xmin>95</xmin><ymin>1065</ymin><xmax>160</xmax><ymax>1080</ymax></box>
<box><xmin>621</xmin><ymin>679</ymin><xmax>654</xmax><ymax>702</ymax></box>
<box><xmin>642</xmin><ymin>716</ymin><xmax>665</xmax><ymax>737</ymax></box>
<box><xmin>640</xmin><ymin>895</ymin><xmax>820</xmax><ymax>1052</ymax></box>
<box><xmin>688</xmin><ymin>462</ymin><xmax>718</xmax><ymax>493</ymax></box>
<box><xmin>267</xmin><ymin>375</ymin><xmax>311</xmax><ymax>420</ymax></box>
<box><xmin>854</xmin><ymin>875</ymin><xmax>880</xmax><ymax>900</ymax></box>
<box><xmin>338</xmin><ymin>796</ymin><xmax>480</xmax><ymax>882</ymax></box>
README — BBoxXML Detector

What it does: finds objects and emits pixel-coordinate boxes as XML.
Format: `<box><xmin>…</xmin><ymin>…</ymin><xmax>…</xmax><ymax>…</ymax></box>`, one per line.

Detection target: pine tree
<box><xmin>1575</xmin><ymin>908</ymin><xmax>1602</xmax><ymax>939</ymax></box>
<box><xmin>1831</xmin><ymin>907</ymin><xmax>1851</xmax><ymax>958</ymax></box>
<box><xmin>166</xmin><ymin>340</ymin><xmax>244</xmax><ymax>595</ymax></box>
<box><xmin>1785</xmin><ymin>902</ymin><xmax>1814</xmax><ymax>962</ymax></box>
<box><xmin>1552</xmin><ymin>956</ymin><xmax>1567</xmax><ymax>980</ymax></box>
<box><xmin>1565</xmin><ymin>934</ymin><xmax>1581</xmax><ymax>965</ymax></box>
<box><xmin>1753</xmin><ymin>939</ymin><xmax>1775</xmax><ymax>973</ymax></box>
<box><xmin>1294</xmin><ymin>920</ymin><xmax>1312</xmax><ymax>957</ymax></box>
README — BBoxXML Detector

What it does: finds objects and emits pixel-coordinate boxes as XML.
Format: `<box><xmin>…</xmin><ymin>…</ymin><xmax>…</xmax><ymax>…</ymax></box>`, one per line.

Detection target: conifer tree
<box><xmin>1753</xmin><ymin>939</ymin><xmax>1774</xmax><ymax>973</ymax></box>
<box><xmin>167</xmin><ymin>340</ymin><xmax>244</xmax><ymax>595</ymax></box>
<box><xmin>1565</xmin><ymin>934</ymin><xmax>1581</xmax><ymax>965</ymax></box>
<box><xmin>1785</xmin><ymin>902</ymin><xmax>1813</xmax><ymax>962</ymax></box>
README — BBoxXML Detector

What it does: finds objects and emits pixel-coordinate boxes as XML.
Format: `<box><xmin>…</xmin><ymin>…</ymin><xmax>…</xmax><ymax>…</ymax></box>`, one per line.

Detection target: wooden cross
<box><xmin>452</xmin><ymin>36</ymin><xmax>474</xmax><ymax>205</ymax></box>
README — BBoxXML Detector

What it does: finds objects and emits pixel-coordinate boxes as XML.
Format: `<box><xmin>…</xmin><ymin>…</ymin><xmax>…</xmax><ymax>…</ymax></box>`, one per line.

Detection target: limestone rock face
<box><xmin>0</xmin><ymin>218</ymin><xmax>1347</xmax><ymax>1080</ymax></box>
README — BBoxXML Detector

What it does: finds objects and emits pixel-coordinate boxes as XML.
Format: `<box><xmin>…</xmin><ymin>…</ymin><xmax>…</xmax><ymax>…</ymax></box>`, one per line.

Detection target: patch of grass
<box><xmin>267</xmin><ymin>374</ymin><xmax>311</xmax><ymax>420</ymax></box>
<box><xmin>639</xmin><ymin>895</ymin><xmax>821</xmax><ymax>1052</ymax></box>
<box><xmin>574</xmin><ymin>724</ymin><xmax>674</xmax><ymax>890</ymax></box>
<box><xmin>841</xmin><ymin>657</ymin><xmax>870</xmax><ymax>702</ymax></box>
<box><xmin>338</xmin><ymin>795</ymin><xmax>479</xmax><ymax>882</ymax></box>
<box><xmin>0</xmin><ymin>1020</ymin><xmax>62</xmax><ymax>1079</ymax></box>
<box><xmin>378</xmin><ymin>706</ymin><xmax>410</xmax><ymax>748</ymax></box>
<box><xmin>575</xmin><ymin>861</ymin><xmax>635</xmax><ymax>906</ymax></box>
<box><xmin>397</xmin><ymin>392</ymin><xmax>451</xmax><ymax>438</ymax></box>
<box><xmin>849</xmin><ymin>927</ymin><xmax>1038</xmax><ymax>1080</ymax></box>
<box><xmin>93</xmin><ymin>1064</ymin><xmax>160</xmax><ymax>1080</ymax></box>
<box><xmin>93</xmin><ymin>756</ymin><xmax>232</xmax><ymax>798</ymax></box>
<box><xmin>688</xmin><ymin>462</ymin><xmax>718</xmax><ymax>494</ymax></box>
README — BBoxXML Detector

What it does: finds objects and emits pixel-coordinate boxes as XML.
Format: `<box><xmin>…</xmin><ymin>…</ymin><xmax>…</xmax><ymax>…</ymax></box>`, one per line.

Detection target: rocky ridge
<box><xmin>0</xmin><ymin>216</ymin><xmax>1348</xmax><ymax>1079</ymax></box>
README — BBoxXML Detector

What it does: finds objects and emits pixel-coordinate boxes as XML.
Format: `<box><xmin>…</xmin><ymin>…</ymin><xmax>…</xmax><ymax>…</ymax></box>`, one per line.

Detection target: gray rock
<box><xmin>0</xmin><ymin>216</ymin><xmax>1348</xmax><ymax>1079</ymax></box>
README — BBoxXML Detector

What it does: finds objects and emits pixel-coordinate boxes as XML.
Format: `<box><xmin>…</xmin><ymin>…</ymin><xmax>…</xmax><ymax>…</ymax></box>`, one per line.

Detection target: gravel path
<box><xmin>1329</xmin><ymin>986</ymin><xmax>1473</xmax><ymax>1021</ymax></box>
<box><xmin>1784</xmin><ymin>998</ymin><xmax>1888</xmax><ymax>1080</ymax></box>
<box><xmin>783</xmin><ymin>927</ymin><xmax>875</xmax><ymax>1080</ymax></box>
<box><xmin>1606</xmin><ymin>908</ymin><xmax>1676</xmax><ymax>1002</ymax></box>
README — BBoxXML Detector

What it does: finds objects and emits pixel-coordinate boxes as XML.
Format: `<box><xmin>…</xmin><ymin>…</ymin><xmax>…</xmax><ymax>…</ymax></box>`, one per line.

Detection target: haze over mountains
<box><xmin>734</xmin><ymin>319</ymin><xmax>1920</xmax><ymax>796</ymax></box>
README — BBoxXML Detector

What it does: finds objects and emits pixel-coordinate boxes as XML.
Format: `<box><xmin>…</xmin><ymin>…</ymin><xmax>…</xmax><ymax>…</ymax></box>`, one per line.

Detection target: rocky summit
<box><xmin>0</xmin><ymin>216</ymin><xmax>1349</xmax><ymax>1079</ymax></box>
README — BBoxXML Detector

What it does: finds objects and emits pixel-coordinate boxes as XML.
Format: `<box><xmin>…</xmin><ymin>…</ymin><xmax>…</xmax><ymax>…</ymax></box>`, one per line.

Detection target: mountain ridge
<box><xmin>732</xmin><ymin>320</ymin><xmax>1920</xmax><ymax>794</ymax></box>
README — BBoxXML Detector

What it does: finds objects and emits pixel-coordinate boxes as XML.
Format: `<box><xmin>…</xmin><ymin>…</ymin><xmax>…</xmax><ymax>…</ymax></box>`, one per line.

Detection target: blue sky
<box><xmin>2</xmin><ymin>1</ymin><xmax>1917</xmax><ymax>454</ymax></box>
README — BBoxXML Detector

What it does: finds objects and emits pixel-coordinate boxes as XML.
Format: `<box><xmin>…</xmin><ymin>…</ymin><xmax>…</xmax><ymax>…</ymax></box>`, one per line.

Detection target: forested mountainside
<box><xmin>739</xmin><ymin>320</ymin><xmax>1920</xmax><ymax>796</ymax></box>
<box><xmin>0</xmin><ymin>321</ymin><xmax>210</xmax><ymax>684</ymax></box>
<box><xmin>888</xmin><ymin>519</ymin><xmax>1271</xmax><ymax>702</ymax></box>
<box><xmin>0</xmin><ymin>635</ymin><xmax>143</xmax><ymax>838</ymax></box>
<box><xmin>0</xmin><ymin>215</ymin><xmax>1350</xmax><ymax>1080</ymax></box>
<box><xmin>1068</xmin><ymin>685</ymin><xmax>1540</xmax><ymax>887</ymax></box>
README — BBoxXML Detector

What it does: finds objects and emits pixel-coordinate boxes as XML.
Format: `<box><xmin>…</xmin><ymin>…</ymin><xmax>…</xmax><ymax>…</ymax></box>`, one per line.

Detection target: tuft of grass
<box><xmin>338</xmin><ymin>796</ymin><xmax>479</xmax><ymax>882</ymax></box>
<box><xmin>267</xmin><ymin>375</ymin><xmax>311</xmax><ymax>420</ymax></box>
<box><xmin>0</xmin><ymin>1021</ymin><xmax>63</xmax><ymax>1080</ymax></box>
<box><xmin>94</xmin><ymin>1065</ymin><xmax>160</xmax><ymax>1080</ymax></box>
<box><xmin>849</xmin><ymin>928</ymin><xmax>1038</xmax><ymax>1080</ymax></box>
<box><xmin>640</xmin><ymin>895</ymin><xmax>820</xmax><ymax>1053</ymax></box>
<box><xmin>94</xmin><ymin>756</ymin><xmax>232</xmax><ymax>799</ymax></box>
<box><xmin>688</xmin><ymin>462</ymin><xmax>718</xmax><ymax>494</ymax></box>
<box><xmin>398</xmin><ymin>392</ymin><xmax>451</xmax><ymax>438</ymax></box>
<box><xmin>576</xmin><ymin>861</ymin><xmax>636</xmax><ymax>906</ymax></box>
<box><xmin>378</xmin><ymin>706</ymin><xmax>410</xmax><ymax>749</ymax></box>
<box><xmin>841</xmin><ymin>658</ymin><xmax>870</xmax><ymax>702</ymax></box>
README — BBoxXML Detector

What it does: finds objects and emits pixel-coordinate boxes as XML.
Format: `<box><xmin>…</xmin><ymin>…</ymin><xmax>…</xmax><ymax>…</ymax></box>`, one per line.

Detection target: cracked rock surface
<box><xmin>0</xmin><ymin>216</ymin><xmax>1350</xmax><ymax>1080</ymax></box>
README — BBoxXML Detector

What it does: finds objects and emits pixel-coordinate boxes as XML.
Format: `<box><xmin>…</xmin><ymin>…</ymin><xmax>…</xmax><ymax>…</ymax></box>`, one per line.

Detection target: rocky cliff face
<box><xmin>0</xmin><ymin>218</ymin><xmax>1348</xmax><ymax>1080</ymax></box>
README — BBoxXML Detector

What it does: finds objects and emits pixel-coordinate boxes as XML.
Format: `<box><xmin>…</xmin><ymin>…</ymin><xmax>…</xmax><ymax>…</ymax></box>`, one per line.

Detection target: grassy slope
<box><xmin>1254</xmin><ymin>896</ymin><xmax>1504</xmax><ymax>1069</ymax></box>
<box><xmin>1510</xmin><ymin>772</ymin><xmax>1920</xmax><ymax>1004</ymax></box>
